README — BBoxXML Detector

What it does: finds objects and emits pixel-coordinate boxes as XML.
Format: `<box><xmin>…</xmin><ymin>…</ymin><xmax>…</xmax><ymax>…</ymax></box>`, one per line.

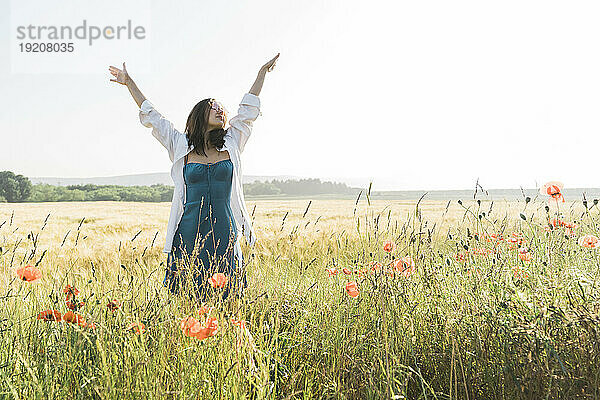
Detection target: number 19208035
<box><xmin>19</xmin><ymin>42</ymin><xmax>74</xmax><ymax>52</ymax></box>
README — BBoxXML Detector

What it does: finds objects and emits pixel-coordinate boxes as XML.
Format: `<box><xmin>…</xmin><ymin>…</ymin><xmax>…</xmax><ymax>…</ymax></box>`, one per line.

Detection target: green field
<box><xmin>0</xmin><ymin>198</ymin><xmax>598</xmax><ymax>399</ymax></box>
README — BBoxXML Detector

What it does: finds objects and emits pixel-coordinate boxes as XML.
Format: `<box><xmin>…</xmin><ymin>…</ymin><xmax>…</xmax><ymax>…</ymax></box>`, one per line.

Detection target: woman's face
<box><xmin>207</xmin><ymin>100</ymin><xmax>227</xmax><ymax>129</ymax></box>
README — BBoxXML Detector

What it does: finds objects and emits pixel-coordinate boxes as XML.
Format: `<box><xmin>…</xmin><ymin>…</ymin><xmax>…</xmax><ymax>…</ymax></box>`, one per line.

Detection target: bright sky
<box><xmin>1</xmin><ymin>0</ymin><xmax>599</xmax><ymax>191</ymax></box>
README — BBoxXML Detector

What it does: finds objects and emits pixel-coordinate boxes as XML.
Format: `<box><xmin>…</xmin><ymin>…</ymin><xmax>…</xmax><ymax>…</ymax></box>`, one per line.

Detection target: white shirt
<box><xmin>138</xmin><ymin>92</ymin><xmax>261</xmax><ymax>265</ymax></box>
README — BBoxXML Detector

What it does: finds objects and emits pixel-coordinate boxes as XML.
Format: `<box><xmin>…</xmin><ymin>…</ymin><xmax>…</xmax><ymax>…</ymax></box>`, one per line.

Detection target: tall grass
<box><xmin>0</xmin><ymin>197</ymin><xmax>599</xmax><ymax>399</ymax></box>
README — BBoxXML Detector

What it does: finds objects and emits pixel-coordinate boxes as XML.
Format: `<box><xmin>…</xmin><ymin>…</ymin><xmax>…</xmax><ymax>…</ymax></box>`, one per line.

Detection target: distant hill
<box><xmin>30</xmin><ymin>173</ymin><xmax>302</xmax><ymax>187</ymax></box>
<box><xmin>28</xmin><ymin>173</ymin><xmax>600</xmax><ymax>201</ymax></box>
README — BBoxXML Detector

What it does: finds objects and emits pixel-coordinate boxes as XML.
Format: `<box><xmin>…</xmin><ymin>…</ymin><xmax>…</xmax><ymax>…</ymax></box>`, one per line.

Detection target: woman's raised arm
<box><xmin>108</xmin><ymin>62</ymin><xmax>178</xmax><ymax>161</ymax></box>
<box><xmin>229</xmin><ymin>53</ymin><xmax>280</xmax><ymax>153</ymax></box>
<box><xmin>108</xmin><ymin>62</ymin><xmax>146</xmax><ymax>108</ymax></box>
<box><xmin>249</xmin><ymin>53</ymin><xmax>280</xmax><ymax>96</ymax></box>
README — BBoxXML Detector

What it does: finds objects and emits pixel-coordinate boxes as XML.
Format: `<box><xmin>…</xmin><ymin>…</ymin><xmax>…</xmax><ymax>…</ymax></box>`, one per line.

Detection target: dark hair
<box><xmin>184</xmin><ymin>98</ymin><xmax>226</xmax><ymax>157</ymax></box>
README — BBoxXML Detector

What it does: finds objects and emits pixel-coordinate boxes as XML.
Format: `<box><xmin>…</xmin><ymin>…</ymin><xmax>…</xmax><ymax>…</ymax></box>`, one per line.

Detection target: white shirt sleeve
<box><xmin>228</xmin><ymin>93</ymin><xmax>261</xmax><ymax>153</ymax></box>
<box><xmin>139</xmin><ymin>99</ymin><xmax>179</xmax><ymax>162</ymax></box>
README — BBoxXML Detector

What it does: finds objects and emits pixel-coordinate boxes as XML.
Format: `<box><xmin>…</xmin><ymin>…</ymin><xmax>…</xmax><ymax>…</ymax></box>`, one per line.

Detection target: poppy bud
<box><xmin>583</xmin><ymin>200</ymin><xmax>588</xmax><ymax>209</ymax></box>
<box><xmin>545</xmin><ymin>206</ymin><xmax>550</xmax><ymax>213</ymax></box>
<box><xmin>594</xmin><ymin>199</ymin><xmax>599</xmax><ymax>206</ymax></box>
<box><xmin>458</xmin><ymin>200</ymin><xmax>462</xmax><ymax>205</ymax></box>
<box><xmin>519</xmin><ymin>213</ymin><xmax>526</xmax><ymax>221</ymax></box>
<box><xmin>525</xmin><ymin>197</ymin><xmax>531</xmax><ymax>204</ymax></box>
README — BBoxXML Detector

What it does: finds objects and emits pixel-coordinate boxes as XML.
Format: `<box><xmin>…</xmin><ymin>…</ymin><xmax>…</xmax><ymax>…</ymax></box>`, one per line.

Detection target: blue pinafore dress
<box><xmin>165</xmin><ymin>152</ymin><xmax>245</xmax><ymax>300</ymax></box>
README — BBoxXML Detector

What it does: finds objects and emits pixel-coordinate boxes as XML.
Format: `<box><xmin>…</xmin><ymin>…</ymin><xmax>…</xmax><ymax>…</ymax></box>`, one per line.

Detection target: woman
<box><xmin>108</xmin><ymin>53</ymin><xmax>279</xmax><ymax>301</ymax></box>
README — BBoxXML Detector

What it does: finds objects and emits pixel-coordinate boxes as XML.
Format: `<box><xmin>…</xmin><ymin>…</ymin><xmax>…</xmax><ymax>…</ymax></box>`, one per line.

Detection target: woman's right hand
<box><xmin>109</xmin><ymin>61</ymin><xmax>146</xmax><ymax>108</ymax></box>
<box><xmin>108</xmin><ymin>62</ymin><xmax>130</xmax><ymax>86</ymax></box>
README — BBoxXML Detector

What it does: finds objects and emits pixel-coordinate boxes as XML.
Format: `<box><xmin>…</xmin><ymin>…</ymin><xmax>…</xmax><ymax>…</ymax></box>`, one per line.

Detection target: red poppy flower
<box><xmin>181</xmin><ymin>316</ymin><xmax>201</xmax><ymax>337</ymax></box>
<box><xmin>326</xmin><ymin>268</ymin><xmax>338</xmax><ymax>277</ymax></box>
<box><xmin>472</xmin><ymin>248</ymin><xmax>491</xmax><ymax>256</ymax></box>
<box><xmin>37</xmin><ymin>310</ymin><xmax>62</xmax><ymax>322</ymax></box>
<box><xmin>369</xmin><ymin>261</ymin><xmax>382</xmax><ymax>271</ymax></box>
<box><xmin>126</xmin><ymin>321</ymin><xmax>146</xmax><ymax>334</ymax></box>
<box><xmin>345</xmin><ymin>281</ymin><xmax>359</xmax><ymax>298</ymax></box>
<box><xmin>518</xmin><ymin>250</ymin><xmax>532</xmax><ymax>262</ymax></box>
<box><xmin>231</xmin><ymin>318</ymin><xmax>247</xmax><ymax>329</ymax></box>
<box><xmin>209</xmin><ymin>273</ymin><xmax>228</xmax><ymax>289</ymax></box>
<box><xmin>196</xmin><ymin>317</ymin><xmax>219</xmax><ymax>340</ymax></box>
<box><xmin>85</xmin><ymin>322</ymin><xmax>97</xmax><ymax>329</ymax></box>
<box><xmin>107</xmin><ymin>299</ymin><xmax>120</xmax><ymax>312</ymax></box>
<box><xmin>482</xmin><ymin>233</ymin><xmax>503</xmax><ymax>243</ymax></box>
<box><xmin>64</xmin><ymin>285</ymin><xmax>79</xmax><ymax>301</ymax></box>
<box><xmin>490</xmin><ymin>233</ymin><xmax>504</xmax><ymax>242</ymax></box>
<box><xmin>383</xmin><ymin>240</ymin><xmax>396</xmax><ymax>253</ymax></box>
<box><xmin>549</xmin><ymin>218</ymin><xmax>577</xmax><ymax>231</ymax></box>
<box><xmin>63</xmin><ymin>311</ymin><xmax>86</xmax><ymax>327</ymax></box>
<box><xmin>342</xmin><ymin>267</ymin><xmax>352</xmax><ymax>275</ymax></box>
<box><xmin>540</xmin><ymin>181</ymin><xmax>565</xmax><ymax>203</ymax></box>
<box><xmin>397</xmin><ymin>256</ymin><xmax>416</xmax><ymax>277</ymax></box>
<box><xmin>76</xmin><ymin>318</ymin><xmax>88</xmax><ymax>328</ymax></box>
<box><xmin>578</xmin><ymin>234</ymin><xmax>600</xmax><ymax>249</ymax></box>
<box><xmin>16</xmin><ymin>265</ymin><xmax>42</xmax><ymax>282</ymax></box>
<box><xmin>392</xmin><ymin>258</ymin><xmax>404</xmax><ymax>270</ymax></box>
<box><xmin>181</xmin><ymin>316</ymin><xmax>218</xmax><ymax>340</ymax></box>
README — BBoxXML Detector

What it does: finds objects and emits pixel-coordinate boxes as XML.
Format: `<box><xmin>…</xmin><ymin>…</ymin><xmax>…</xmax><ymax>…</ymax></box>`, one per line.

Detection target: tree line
<box><xmin>0</xmin><ymin>171</ymin><xmax>356</xmax><ymax>202</ymax></box>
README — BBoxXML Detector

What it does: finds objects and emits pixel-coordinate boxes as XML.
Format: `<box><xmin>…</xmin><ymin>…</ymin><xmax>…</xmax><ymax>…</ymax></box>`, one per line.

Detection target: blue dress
<box><xmin>165</xmin><ymin>153</ymin><xmax>245</xmax><ymax>300</ymax></box>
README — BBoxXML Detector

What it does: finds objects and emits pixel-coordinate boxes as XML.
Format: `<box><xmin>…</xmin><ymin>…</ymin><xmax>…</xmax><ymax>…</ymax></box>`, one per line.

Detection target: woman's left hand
<box><xmin>260</xmin><ymin>53</ymin><xmax>280</xmax><ymax>73</ymax></box>
<box><xmin>250</xmin><ymin>53</ymin><xmax>279</xmax><ymax>96</ymax></box>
